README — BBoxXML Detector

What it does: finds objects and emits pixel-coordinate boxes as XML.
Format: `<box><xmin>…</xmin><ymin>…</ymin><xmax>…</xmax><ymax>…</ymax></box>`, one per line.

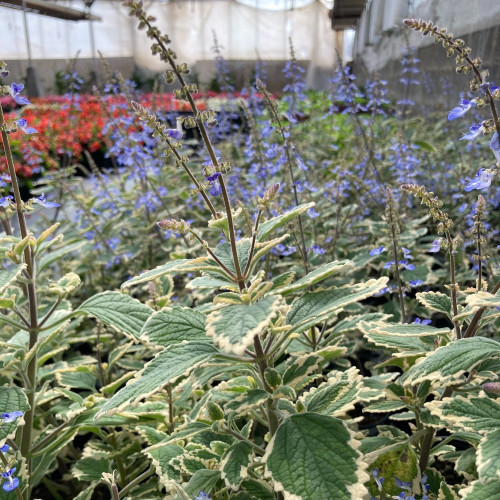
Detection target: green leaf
<box><xmin>359</xmin><ymin>321</ymin><xmax>434</xmax><ymax>354</ymax></box>
<box><xmin>466</xmin><ymin>290</ymin><xmax>500</xmax><ymax>309</ymax></box>
<box><xmin>426</xmin><ymin>395</ymin><xmax>500</xmax><ymax>434</ymax></box>
<box><xmin>270</xmin><ymin>260</ymin><xmax>354</xmax><ymax>296</ymax></box>
<box><xmin>0</xmin><ymin>264</ymin><xmax>26</xmax><ymax>294</ymax></box>
<box><xmin>206</xmin><ymin>296</ymin><xmax>282</xmax><ymax>355</ymax></box>
<box><xmin>121</xmin><ymin>258</ymin><xmax>210</xmax><ymax>288</ymax></box>
<box><xmin>416</xmin><ymin>291</ymin><xmax>452</xmax><ymax>316</ymax></box>
<box><xmin>367</xmin><ymin>446</ymin><xmax>418</xmax><ymax>497</ymax></box>
<box><xmin>264</xmin><ymin>413</ymin><xmax>368</xmax><ymax>499</ymax></box>
<box><xmin>210</xmin><ymin>238</ymin><xmax>252</xmax><ymax>276</ymax></box>
<box><xmin>0</xmin><ymin>386</ymin><xmax>30</xmax><ymax>447</ymax></box>
<box><xmin>72</xmin><ymin>457</ymin><xmax>111</xmax><ymax>481</ymax></box>
<box><xmin>299</xmin><ymin>367</ymin><xmax>367</xmax><ymax>417</ymax></box>
<box><xmin>286</xmin><ymin>278</ymin><xmax>388</xmax><ymax>334</ymax></box>
<box><xmin>78</xmin><ymin>291</ymin><xmax>152</xmax><ymax>341</ymax></box>
<box><xmin>140</xmin><ymin>307</ymin><xmax>207</xmax><ymax>348</ymax></box>
<box><xmin>95</xmin><ymin>342</ymin><xmax>217</xmax><ymax>418</ymax></box>
<box><xmin>145</xmin><ymin>444</ymin><xmax>184</xmax><ymax>483</ymax></box>
<box><xmin>438</xmin><ymin>481</ymin><xmax>459</xmax><ymax>500</ymax></box>
<box><xmin>38</xmin><ymin>241</ymin><xmax>86</xmax><ymax>272</ymax></box>
<box><xmin>364</xmin><ymin>401</ymin><xmax>408</xmax><ymax>413</ymax></box>
<box><xmin>330</xmin><ymin>313</ymin><xmax>391</xmax><ymax>335</ymax></box>
<box><xmin>402</xmin><ymin>337</ymin><xmax>500</xmax><ymax>387</ymax></box>
<box><xmin>184</xmin><ymin>469</ymin><xmax>221</xmax><ymax>497</ymax></box>
<box><xmin>186</xmin><ymin>276</ymin><xmax>237</xmax><ymax>291</ymax></box>
<box><xmin>414</xmin><ymin>140</ymin><xmax>436</xmax><ymax>153</ymax></box>
<box><xmin>459</xmin><ymin>479</ymin><xmax>500</xmax><ymax>499</ymax></box>
<box><xmin>257</xmin><ymin>202</ymin><xmax>315</xmax><ymax>241</ymax></box>
<box><xmin>220</xmin><ymin>441</ymin><xmax>253</xmax><ymax>488</ymax></box>
<box><xmin>368</xmin><ymin>322</ymin><xmax>451</xmax><ymax>337</ymax></box>
<box><xmin>241</xmin><ymin>479</ymin><xmax>274</xmax><ymax>500</ymax></box>
<box><xmin>225</xmin><ymin>389</ymin><xmax>268</xmax><ymax>417</ymax></box>
<box><xmin>477</xmin><ymin>429</ymin><xmax>500</xmax><ymax>481</ymax></box>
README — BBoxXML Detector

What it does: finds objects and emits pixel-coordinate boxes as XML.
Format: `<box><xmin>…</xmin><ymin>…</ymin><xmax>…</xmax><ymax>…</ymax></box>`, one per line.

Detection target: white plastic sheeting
<box><xmin>0</xmin><ymin>0</ymin><xmax>345</xmax><ymax>72</ymax></box>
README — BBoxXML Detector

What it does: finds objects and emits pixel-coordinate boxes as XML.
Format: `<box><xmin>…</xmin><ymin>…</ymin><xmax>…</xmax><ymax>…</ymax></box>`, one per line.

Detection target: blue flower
<box><xmin>369</xmin><ymin>246</ymin><xmax>385</xmax><ymax>256</ymax></box>
<box><xmin>464</xmin><ymin>168</ymin><xmax>493</xmax><ymax>192</ymax></box>
<box><xmin>2</xmin><ymin>476</ymin><xmax>19</xmax><ymax>492</ymax></box>
<box><xmin>460</xmin><ymin>123</ymin><xmax>482</xmax><ymax>141</ymax></box>
<box><xmin>491</xmin><ymin>131</ymin><xmax>500</xmax><ymax>163</ymax></box>
<box><xmin>414</xmin><ymin>317</ymin><xmax>431</xmax><ymax>325</ymax></box>
<box><xmin>372</xmin><ymin>468</ymin><xmax>385</xmax><ymax>491</ymax></box>
<box><xmin>8</xmin><ymin>83</ymin><xmax>30</xmax><ymax>106</ymax></box>
<box><xmin>166</xmin><ymin>126</ymin><xmax>183</xmax><ymax>140</ymax></box>
<box><xmin>409</xmin><ymin>280</ymin><xmax>424</xmax><ymax>287</ymax></box>
<box><xmin>194</xmin><ymin>491</ymin><xmax>210</xmax><ymax>500</ymax></box>
<box><xmin>428</xmin><ymin>239</ymin><xmax>441</xmax><ymax>253</ymax></box>
<box><xmin>448</xmin><ymin>98</ymin><xmax>474</xmax><ymax>120</ymax></box>
<box><xmin>1</xmin><ymin>411</ymin><xmax>23</xmax><ymax>423</ymax></box>
<box><xmin>311</xmin><ymin>245</ymin><xmax>326</xmax><ymax>255</ymax></box>
<box><xmin>395</xmin><ymin>476</ymin><xmax>412</xmax><ymax>491</ymax></box>
<box><xmin>33</xmin><ymin>194</ymin><xmax>61</xmax><ymax>208</ymax></box>
<box><xmin>308</xmin><ymin>207</ymin><xmax>320</xmax><ymax>218</ymax></box>
<box><xmin>0</xmin><ymin>445</ymin><xmax>9</xmax><ymax>453</ymax></box>
<box><xmin>15</xmin><ymin>119</ymin><xmax>37</xmax><ymax>135</ymax></box>
<box><xmin>402</xmin><ymin>247</ymin><xmax>413</xmax><ymax>259</ymax></box>
<box><xmin>0</xmin><ymin>195</ymin><xmax>13</xmax><ymax>208</ymax></box>
<box><xmin>206</xmin><ymin>172</ymin><xmax>221</xmax><ymax>183</ymax></box>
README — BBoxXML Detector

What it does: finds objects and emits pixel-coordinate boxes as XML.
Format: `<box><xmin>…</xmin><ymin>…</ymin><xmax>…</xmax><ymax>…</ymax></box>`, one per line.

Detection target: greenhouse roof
<box><xmin>0</xmin><ymin>0</ymin><xmax>101</xmax><ymax>21</ymax></box>
<box><xmin>330</xmin><ymin>0</ymin><xmax>366</xmax><ymax>29</ymax></box>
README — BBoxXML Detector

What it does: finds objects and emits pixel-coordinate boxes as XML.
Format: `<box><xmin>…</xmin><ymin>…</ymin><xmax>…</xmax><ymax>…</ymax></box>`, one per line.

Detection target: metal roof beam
<box><xmin>0</xmin><ymin>0</ymin><xmax>101</xmax><ymax>21</ymax></box>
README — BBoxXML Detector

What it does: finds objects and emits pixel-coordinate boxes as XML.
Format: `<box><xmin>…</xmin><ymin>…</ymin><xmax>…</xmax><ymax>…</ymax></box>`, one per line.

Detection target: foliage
<box><xmin>0</xmin><ymin>9</ymin><xmax>499</xmax><ymax>500</ymax></box>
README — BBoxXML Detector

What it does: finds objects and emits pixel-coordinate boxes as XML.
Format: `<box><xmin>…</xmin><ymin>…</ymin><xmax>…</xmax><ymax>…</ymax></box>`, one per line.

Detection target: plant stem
<box><xmin>253</xmin><ymin>336</ymin><xmax>279</xmax><ymax>437</ymax></box>
<box><xmin>188</xmin><ymin>230</ymin><xmax>237</xmax><ymax>280</ymax></box>
<box><xmin>418</xmin><ymin>386</ymin><xmax>453</xmax><ymax>474</ymax></box>
<box><xmin>0</xmin><ymin>105</ymin><xmax>39</xmax><ymax>499</ymax></box>
<box><xmin>445</xmin><ymin>233</ymin><xmax>460</xmax><ymax>339</ymax></box>
<box><xmin>464</xmin><ymin>278</ymin><xmax>500</xmax><ymax>337</ymax></box>
<box><xmin>118</xmin><ymin>465</ymin><xmax>155</xmax><ymax>499</ymax></box>
<box><xmin>243</xmin><ymin>209</ymin><xmax>262</xmax><ymax>278</ymax></box>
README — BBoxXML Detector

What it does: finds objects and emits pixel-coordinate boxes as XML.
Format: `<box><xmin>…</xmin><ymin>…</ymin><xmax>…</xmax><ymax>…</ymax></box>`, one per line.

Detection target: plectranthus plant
<box><xmin>1</xmin><ymin>6</ymin><xmax>500</xmax><ymax>500</ymax></box>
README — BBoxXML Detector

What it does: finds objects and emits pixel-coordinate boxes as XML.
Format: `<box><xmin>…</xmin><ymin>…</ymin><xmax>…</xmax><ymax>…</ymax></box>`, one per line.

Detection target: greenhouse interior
<box><xmin>0</xmin><ymin>0</ymin><xmax>500</xmax><ymax>499</ymax></box>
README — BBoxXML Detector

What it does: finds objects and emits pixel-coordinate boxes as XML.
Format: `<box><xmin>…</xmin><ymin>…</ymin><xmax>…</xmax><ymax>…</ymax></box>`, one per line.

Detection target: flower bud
<box><xmin>157</xmin><ymin>218</ymin><xmax>191</xmax><ymax>234</ymax></box>
<box><xmin>483</xmin><ymin>382</ymin><xmax>500</xmax><ymax>394</ymax></box>
<box><xmin>264</xmin><ymin>368</ymin><xmax>282</xmax><ymax>390</ymax></box>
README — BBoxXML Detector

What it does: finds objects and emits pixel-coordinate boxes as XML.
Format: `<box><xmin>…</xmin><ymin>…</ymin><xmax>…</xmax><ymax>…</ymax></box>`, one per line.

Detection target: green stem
<box><xmin>118</xmin><ymin>465</ymin><xmax>155</xmax><ymax>499</ymax></box>
<box><xmin>243</xmin><ymin>209</ymin><xmax>262</xmax><ymax>278</ymax></box>
<box><xmin>0</xmin><ymin>104</ymin><xmax>39</xmax><ymax>498</ymax></box>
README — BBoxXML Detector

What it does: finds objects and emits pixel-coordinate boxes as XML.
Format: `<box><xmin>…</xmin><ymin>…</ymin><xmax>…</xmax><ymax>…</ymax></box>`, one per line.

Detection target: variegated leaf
<box><xmin>426</xmin><ymin>395</ymin><xmax>500</xmax><ymax>434</ymax></box>
<box><xmin>299</xmin><ymin>367</ymin><xmax>365</xmax><ymax>417</ymax></box>
<box><xmin>257</xmin><ymin>202</ymin><xmax>315</xmax><ymax>241</ymax></box>
<box><xmin>264</xmin><ymin>413</ymin><xmax>368</xmax><ymax>499</ymax></box>
<box><xmin>206</xmin><ymin>296</ymin><xmax>283</xmax><ymax>355</ymax></box>
<box><xmin>78</xmin><ymin>291</ymin><xmax>153</xmax><ymax>341</ymax></box>
<box><xmin>0</xmin><ymin>264</ymin><xmax>26</xmax><ymax>294</ymax></box>
<box><xmin>140</xmin><ymin>307</ymin><xmax>207</xmax><ymax>348</ymax></box>
<box><xmin>416</xmin><ymin>291</ymin><xmax>452</xmax><ymax>315</ymax></box>
<box><xmin>270</xmin><ymin>260</ymin><xmax>354</xmax><ymax>296</ymax></box>
<box><xmin>220</xmin><ymin>441</ymin><xmax>253</xmax><ymax>489</ymax></box>
<box><xmin>477</xmin><ymin>429</ymin><xmax>500</xmax><ymax>481</ymax></box>
<box><xmin>95</xmin><ymin>342</ymin><xmax>217</xmax><ymax>418</ymax></box>
<box><xmin>287</xmin><ymin>277</ymin><xmax>389</xmax><ymax>334</ymax></box>
<box><xmin>402</xmin><ymin>337</ymin><xmax>500</xmax><ymax>387</ymax></box>
<box><xmin>121</xmin><ymin>257</ymin><xmax>212</xmax><ymax>288</ymax></box>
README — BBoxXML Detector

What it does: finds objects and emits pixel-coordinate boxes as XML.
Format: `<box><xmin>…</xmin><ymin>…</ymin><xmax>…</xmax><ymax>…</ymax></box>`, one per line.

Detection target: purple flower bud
<box><xmin>483</xmin><ymin>382</ymin><xmax>500</xmax><ymax>394</ymax></box>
